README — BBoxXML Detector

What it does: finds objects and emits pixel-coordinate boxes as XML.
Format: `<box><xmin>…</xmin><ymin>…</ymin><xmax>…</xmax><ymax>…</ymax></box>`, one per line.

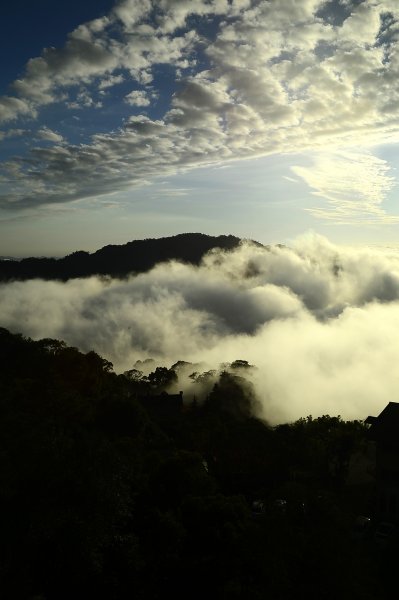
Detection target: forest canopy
<box><xmin>0</xmin><ymin>328</ymin><xmax>381</xmax><ymax>599</ymax></box>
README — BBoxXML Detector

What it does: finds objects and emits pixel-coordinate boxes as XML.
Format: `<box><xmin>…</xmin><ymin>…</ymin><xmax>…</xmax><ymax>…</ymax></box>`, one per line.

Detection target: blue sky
<box><xmin>1</xmin><ymin>0</ymin><xmax>399</xmax><ymax>256</ymax></box>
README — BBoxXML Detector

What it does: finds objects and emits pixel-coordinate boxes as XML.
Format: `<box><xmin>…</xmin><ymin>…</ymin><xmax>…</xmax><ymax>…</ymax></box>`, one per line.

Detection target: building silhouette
<box><xmin>366</xmin><ymin>402</ymin><xmax>399</xmax><ymax>524</ymax></box>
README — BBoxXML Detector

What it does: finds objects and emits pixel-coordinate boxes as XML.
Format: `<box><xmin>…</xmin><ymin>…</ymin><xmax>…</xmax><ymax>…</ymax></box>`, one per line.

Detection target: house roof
<box><xmin>366</xmin><ymin>402</ymin><xmax>399</xmax><ymax>442</ymax></box>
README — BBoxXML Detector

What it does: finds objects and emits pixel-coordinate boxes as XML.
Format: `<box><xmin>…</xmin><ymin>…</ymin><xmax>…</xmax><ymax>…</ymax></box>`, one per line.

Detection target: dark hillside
<box><xmin>0</xmin><ymin>328</ymin><xmax>381</xmax><ymax>599</ymax></box>
<box><xmin>0</xmin><ymin>233</ymin><xmax>247</xmax><ymax>281</ymax></box>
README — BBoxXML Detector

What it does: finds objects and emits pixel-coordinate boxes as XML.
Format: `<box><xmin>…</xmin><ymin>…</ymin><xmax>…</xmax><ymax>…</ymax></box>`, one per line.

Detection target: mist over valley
<box><xmin>2</xmin><ymin>232</ymin><xmax>398</xmax><ymax>423</ymax></box>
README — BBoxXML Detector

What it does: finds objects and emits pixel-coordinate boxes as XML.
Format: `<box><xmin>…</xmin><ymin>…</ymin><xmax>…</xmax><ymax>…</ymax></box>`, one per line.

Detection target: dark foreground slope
<box><xmin>0</xmin><ymin>233</ymin><xmax>245</xmax><ymax>281</ymax></box>
<box><xmin>0</xmin><ymin>328</ymin><xmax>383</xmax><ymax>600</ymax></box>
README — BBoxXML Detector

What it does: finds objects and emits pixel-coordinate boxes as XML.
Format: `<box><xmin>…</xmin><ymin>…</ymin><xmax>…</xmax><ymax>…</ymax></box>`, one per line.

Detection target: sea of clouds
<box><xmin>2</xmin><ymin>233</ymin><xmax>399</xmax><ymax>423</ymax></box>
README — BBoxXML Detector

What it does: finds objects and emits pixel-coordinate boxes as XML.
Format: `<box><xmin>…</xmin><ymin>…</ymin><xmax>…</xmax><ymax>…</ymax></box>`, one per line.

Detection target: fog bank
<box><xmin>1</xmin><ymin>233</ymin><xmax>398</xmax><ymax>423</ymax></box>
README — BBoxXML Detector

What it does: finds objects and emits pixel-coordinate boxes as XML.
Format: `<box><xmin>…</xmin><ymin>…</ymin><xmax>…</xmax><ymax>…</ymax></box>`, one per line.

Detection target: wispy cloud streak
<box><xmin>292</xmin><ymin>151</ymin><xmax>397</xmax><ymax>223</ymax></box>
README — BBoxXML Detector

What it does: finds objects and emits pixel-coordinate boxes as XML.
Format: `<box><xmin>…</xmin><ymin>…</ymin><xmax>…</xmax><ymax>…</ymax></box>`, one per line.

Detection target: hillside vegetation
<box><xmin>0</xmin><ymin>233</ymin><xmax>245</xmax><ymax>281</ymax></box>
<box><xmin>0</xmin><ymin>328</ymin><xmax>384</xmax><ymax>599</ymax></box>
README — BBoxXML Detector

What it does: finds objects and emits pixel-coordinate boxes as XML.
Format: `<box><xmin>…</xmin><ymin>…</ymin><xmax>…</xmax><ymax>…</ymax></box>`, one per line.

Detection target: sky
<box><xmin>2</xmin><ymin>0</ymin><xmax>399</xmax><ymax>256</ymax></box>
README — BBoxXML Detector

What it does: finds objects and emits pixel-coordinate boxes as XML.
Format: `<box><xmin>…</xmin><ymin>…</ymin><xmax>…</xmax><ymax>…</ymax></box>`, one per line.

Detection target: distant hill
<box><xmin>0</xmin><ymin>233</ymin><xmax>253</xmax><ymax>281</ymax></box>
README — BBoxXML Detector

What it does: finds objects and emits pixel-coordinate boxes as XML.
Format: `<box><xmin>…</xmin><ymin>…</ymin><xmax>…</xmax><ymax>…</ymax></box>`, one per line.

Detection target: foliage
<box><xmin>0</xmin><ymin>328</ymin><xmax>379</xmax><ymax>599</ymax></box>
<box><xmin>0</xmin><ymin>233</ymin><xmax>242</xmax><ymax>281</ymax></box>
<box><xmin>147</xmin><ymin>366</ymin><xmax>178</xmax><ymax>392</ymax></box>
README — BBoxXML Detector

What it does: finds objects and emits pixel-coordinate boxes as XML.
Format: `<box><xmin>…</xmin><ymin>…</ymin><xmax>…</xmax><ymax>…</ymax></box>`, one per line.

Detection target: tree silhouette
<box><xmin>0</xmin><ymin>328</ymin><xmax>379</xmax><ymax>599</ymax></box>
<box><xmin>147</xmin><ymin>366</ymin><xmax>178</xmax><ymax>392</ymax></box>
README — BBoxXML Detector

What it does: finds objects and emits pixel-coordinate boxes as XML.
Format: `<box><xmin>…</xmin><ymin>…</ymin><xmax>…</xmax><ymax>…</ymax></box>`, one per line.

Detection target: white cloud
<box><xmin>37</xmin><ymin>127</ymin><xmax>64</xmax><ymax>143</ymax></box>
<box><xmin>292</xmin><ymin>151</ymin><xmax>397</xmax><ymax>223</ymax></box>
<box><xmin>112</xmin><ymin>0</ymin><xmax>153</xmax><ymax>29</ymax></box>
<box><xmin>0</xmin><ymin>96</ymin><xmax>35</xmax><ymax>123</ymax></box>
<box><xmin>98</xmin><ymin>74</ymin><xmax>125</xmax><ymax>90</ymax></box>
<box><xmin>65</xmin><ymin>88</ymin><xmax>104</xmax><ymax>110</ymax></box>
<box><xmin>124</xmin><ymin>90</ymin><xmax>151</xmax><ymax>106</ymax></box>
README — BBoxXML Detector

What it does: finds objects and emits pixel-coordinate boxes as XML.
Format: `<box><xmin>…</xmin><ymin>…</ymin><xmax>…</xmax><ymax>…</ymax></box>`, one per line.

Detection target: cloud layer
<box><xmin>1</xmin><ymin>0</ymin><xmax>399</xmax><ymax>221</ymax></box>
<box><xmin>2</xmin><ymin>234</ymin><xmax>399</xmax><ymax>423</ymax></box>
<box><xmin>293</xmin><ymin>151</ymin><xmax>397</xmax><ymax>223</ymax></box>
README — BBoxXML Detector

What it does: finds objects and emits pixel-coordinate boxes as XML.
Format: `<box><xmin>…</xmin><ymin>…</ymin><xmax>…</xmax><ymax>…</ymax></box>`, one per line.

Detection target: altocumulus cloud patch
<box><xmin>1</xmin><ymin>0</ymin><xmax>399</xmax><ymax>224</ymax></box>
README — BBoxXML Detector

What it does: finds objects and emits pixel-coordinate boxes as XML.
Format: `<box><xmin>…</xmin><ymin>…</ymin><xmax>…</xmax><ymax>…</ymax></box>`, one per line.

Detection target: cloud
<box><xmin>1</xmin><ymin>0</ymin><xmax>399</xmax><ymax>218</ymax></box>
<box><xmin>98</xmin><ymin>74</ymin><xmax>125</xmax><ymax>90</ymax></box>
<box><xmin>37</xmin><ymin>127</ymin><xmax>64</xmax><ymax>143</ymax></box>
<box><xmin>0</xmin><ymin>129</ymin><xmax>26</xmax><ymax>141</ymax></box>
<box><xmin>0</xmin><ymin>96</ymin><xmax>35</xmax><ymax>123</ymax></box>
<box><xmin>2</xmin><ymin>235</ymin><xmax>399</xmax><ymax>423</ymax></box>
<box><xmin>124</xmin><ymin>90</ymin><xmax>151</xmax><ymax>106</ymax></box>
<box><xmin>66</xmin><ymin>89</ymin><xmax>103</xmax><ymax>110</ymax></box>
<box><xmin>292</xmin><ymin>150</ymin><xmax>398</xmax><ymax>223</ymax></box>
<box><xmin>0</xmin><ymin>0</ymin><xmax>198</xmax><ymax>123</ymax></box>
<box><xmin>112</xmin><ymin>0</ymin><xmax>153</xmax><ymax>29</ymax></box>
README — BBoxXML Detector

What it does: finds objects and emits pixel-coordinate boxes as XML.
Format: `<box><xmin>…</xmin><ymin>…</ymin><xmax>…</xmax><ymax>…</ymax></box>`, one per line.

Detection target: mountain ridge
<box><xmin>0</xmin><ymin>233</ymin><xmax>260</xmax><ymax>281</ymax></box>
